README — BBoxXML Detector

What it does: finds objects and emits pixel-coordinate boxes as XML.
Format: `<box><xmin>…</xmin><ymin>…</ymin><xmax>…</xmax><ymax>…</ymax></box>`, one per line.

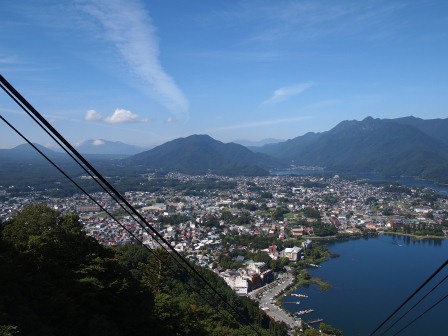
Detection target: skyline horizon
<box><xmin>1</xmin><ymin>114</ymin><xmax>446</xmax><ymax>151</ymax></box>
<box><xmin>1</xmin><ymin>1</ymin><xmax>447</xmax><ymax>149</ymax></box>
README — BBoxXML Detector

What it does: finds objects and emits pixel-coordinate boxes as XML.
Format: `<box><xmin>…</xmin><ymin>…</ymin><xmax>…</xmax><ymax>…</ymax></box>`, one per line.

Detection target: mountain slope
<box><xmin>251</xmin><ymin>131</ymin><xmax>321</xmax><ymax>159</ymax></box>
<box><xmin>0</xmin><ymin>204</ymin><xmax>281</xmax><ymax>336</ymax></box>
<box><xmin>124</xmin><ymin>134</ymin><xmax>285</xmax><ymax>176</ymax></box>
<box><xmin>0</xmin><ymin>143</ymin><xmax>66</xmax><ymax>160</ymax></box>
<box><xmin>254</xmin><ymin>117</ymin><xmax>448</xmax><ymax>180</ymax></box>
<box><xmin>388</xmin><ymin>116</ymin><xmax>448</xmax><ymax>145</ymax></box>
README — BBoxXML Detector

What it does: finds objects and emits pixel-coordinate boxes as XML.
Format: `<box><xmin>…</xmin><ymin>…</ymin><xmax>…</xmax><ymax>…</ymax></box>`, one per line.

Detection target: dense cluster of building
<box><xmin>1</xmin><ymin>173</ymin><xmax>447</xmax><ymax>294</ymax></box>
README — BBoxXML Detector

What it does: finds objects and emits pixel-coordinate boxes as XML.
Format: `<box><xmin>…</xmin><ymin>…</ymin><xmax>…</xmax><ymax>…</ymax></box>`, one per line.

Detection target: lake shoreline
<box><xmin>283</xmin><ymin>234</ymin><xmax>447</xmax><ymax>335</ymax></box>
<box><xmin>381</xmin><ymin>231</ymin><xmax>447</xmax><ymax>240</ymax></box>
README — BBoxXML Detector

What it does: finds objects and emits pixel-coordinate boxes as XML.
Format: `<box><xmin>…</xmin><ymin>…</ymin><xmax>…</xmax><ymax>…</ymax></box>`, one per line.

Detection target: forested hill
<box><xmin>0</xmin><ymin>204</ymin><xmax>286</xmax><ymax>336</ymax></box>
<box><xmin>124</xmin><ymin>134</ymin><xmax>285</xmax><ymax>176</ymax></box>
<box><xmin>253</xmin><ymin>116</ymin><xmax>448</xmax><ymax>182</ymax></box>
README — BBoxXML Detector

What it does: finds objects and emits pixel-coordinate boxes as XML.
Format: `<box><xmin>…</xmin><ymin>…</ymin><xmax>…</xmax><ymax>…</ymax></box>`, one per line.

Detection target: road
<box><xmin>249</xmin><ymin>272</ymin><xmax>301</xmax><ymax>334</ymax></box>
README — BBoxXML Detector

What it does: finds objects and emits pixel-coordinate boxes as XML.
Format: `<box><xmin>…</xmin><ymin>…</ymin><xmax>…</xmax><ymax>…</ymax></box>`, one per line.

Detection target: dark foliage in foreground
<box><xmin>0</xmin><ymin>204</ymin><xmax>287</xmax><ymax>336</ymax></box>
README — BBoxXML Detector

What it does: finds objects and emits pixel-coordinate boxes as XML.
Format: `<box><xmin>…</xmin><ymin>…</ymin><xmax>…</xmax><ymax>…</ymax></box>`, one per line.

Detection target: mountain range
<box><xmin>253</xmin><ymin>116</ymin><xmax>448</xmax><ymax>181</ymax></box>
<box><xmin>2</xmin><ymin>116</ymin><xmax>447</xmax><ymax>182</ymax></box>
<box><xmin>123</xmin><ymin>134</ymin><xmax>284</xmax><ymax>176</ymax></box>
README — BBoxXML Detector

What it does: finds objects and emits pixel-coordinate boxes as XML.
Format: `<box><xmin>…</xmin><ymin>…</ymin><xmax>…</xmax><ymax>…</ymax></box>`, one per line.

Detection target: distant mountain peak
<box><xmin>362</xmin><ymin>116</ymin><xmax>375</xmax><ymax>122</ymax></box>
<box><xmin>74</xmin><ymin>139</ymin><xmax>144</xmax><ymax>155</ymax></box>
<box><xmin>124</xmin><ymin>134</ymin><xmax>285</xmax><ymax>176</ymax></box>
<box><xmin>182</xmin><ymin>134</ymin><xmax>214</xmax><ymax>142</ymax></box>
<box><xmin>360</xmin><ymin>116</ymin><xmax>382</xmax><ymax>131</ymax></box>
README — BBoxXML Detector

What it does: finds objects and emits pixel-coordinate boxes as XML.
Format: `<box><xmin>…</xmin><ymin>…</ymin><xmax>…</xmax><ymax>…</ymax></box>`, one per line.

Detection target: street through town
<box><xmin>249</xmin><ymin>272</ymin><xmax>301</xmax><ymax>334</ymax></box>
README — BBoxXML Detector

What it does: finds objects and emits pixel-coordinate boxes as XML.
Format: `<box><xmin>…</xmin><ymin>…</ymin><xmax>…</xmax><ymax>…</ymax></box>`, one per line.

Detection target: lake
<box><xmin>282</xmin><ymin>234</ymin><xmax>448</xmax><ymax>335</ymax></box>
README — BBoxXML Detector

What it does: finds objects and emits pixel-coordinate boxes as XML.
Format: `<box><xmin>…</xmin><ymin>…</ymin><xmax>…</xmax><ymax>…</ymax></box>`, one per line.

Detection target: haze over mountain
<box><xmin>385</xmin><ymin>116</ymin><xmax>448</xmax><ymax>146</ymax></box>
<box><xmin>74</xmin><ymin>139</ymin><xmax>144</xmax><ymax>156</ymax></box>
<box><xmin>253</xmin><ymin>116</ymin><xmax>448</xmax><ymax>181</ymax></box>
<box><xmin>2</xmin><ymin>116</ymin><xmax>448</xmax><ymax>183</ymax></box>
<box><xmin>0</xmin><ymin>143</ymin><xmax>65</xmax><ymax>160</ymax></box>
<box><xmin>232</xmin><ymin>138</ymin><xmax>285</xmax><ymax>147</ymax></box>
<box><xmin>124</xmin><ymin>134</ymin><xmax>285</xmax><ymax>176</ymax></box>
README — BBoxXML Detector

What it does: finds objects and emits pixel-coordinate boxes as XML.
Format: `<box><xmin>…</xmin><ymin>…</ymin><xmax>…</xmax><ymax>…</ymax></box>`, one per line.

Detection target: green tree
<box><xmin>304</xmin><ymin>328</ymin><xmax>321</xmax><ymax>335</ymax></box>
<box><xmin>0</xmin><ymin>204</ymin><xmax>156</xmax><ymax>336</ymax></box>
<box><xmin>236</xmin><ymin>212</ymin><xmax>252</xmax><ymax>225</ymax></box>
<box><xmin>0</xmin><ymin>205</ymin><xmax>285</xmax><ymax>336</ymax></box>
<box><xmin>203</xmin><ymin>214</ymin><xmax>220</xmax><ymax>227</ymax></box>
<box><xmin>303</xmin><ymin>207</ymin><xmax>321</xmax><ymax>219</ymax></box>
<box><xmin>221</xmin><ymin>209</ymin><xmax>234</xmax><ymax>222</ymax></box>
<box><xmin>320</xmin><ymin>323</ymin><xmax>343</xmax><ymax>336</ymax></box>
<box><xmin>273</xmin><ymin>207</ymin><xmax>289</xmax><ymax>220</ymax></box>
<box><xmin>1</xmin><ymin>204</ymin><xmax>103</xmax><ymax>271</ymax></box>
<box><xmin>310</xmin><ymin>222</ymin><xmax>337</xmax><ymax>237</ymax></box>
<box><xmin>0</xmin><ymin>326</ymin><xmax>18</xmax><ymax>336</ymax></box>
<box><xmin>251</xmin><ymin>251</ymin><xmax>271</xmax><ymax>264</ymax></box>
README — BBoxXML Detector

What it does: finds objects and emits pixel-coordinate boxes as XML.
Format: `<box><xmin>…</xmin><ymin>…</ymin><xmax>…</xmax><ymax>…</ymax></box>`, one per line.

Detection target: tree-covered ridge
<box><xmin>124</xmin><ymin>134</ymin><xmax>283</xmax><ymax>176</ymax></box>
<box><xmin>254</xmin><ymin>116</ymin><xmax>448</xmax><ymax>183</ymax></box>
<box><xmin>3</xmin><ymin>116</ymin><xmax>448</xmax><ymax>190</ymax></box>
<box><xmin>0</xmin><ymin>204</ymin><xmax>287</xmax><ymax>336</ymax></box>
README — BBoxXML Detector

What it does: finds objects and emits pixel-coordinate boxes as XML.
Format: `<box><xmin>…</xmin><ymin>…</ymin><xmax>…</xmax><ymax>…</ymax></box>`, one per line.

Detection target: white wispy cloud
<box><xmin>105</xmin><ymin>108</ymin><xmax>142</xmax><ymax>123</ymax></box>
<box><xmin>306</xmin><ymin>99</ymin><xmax>343</xmax><ymax>109</ymax></box>
<box><xmin>77</xmin><ymin>0</ymin><xmax>189</xmax><ymax>120</ymax></box>
<box><xmin>84</xmin><ymin>109</ymin><xmax>103</xmax><ymax>121</ymax></box>
<box><xmin>262</xmin><ymin>83</ymin><xmax>314</xmax><ymax>105</ymax></box>
<box><xmin>191</xmin><ymin>50</ymin><xmax>291</xmax><ymax>62</ymax></box>
<box><xmin>213</xmin><ymin>1</ymin><xmax>405</xmax><ymax>43</ymax></box>
<box><xmin>211</xmin><ymin>115</ymin><xmax>311</xmax><ymax>131</ymax></box>
<box><xmin>0</xmin><ymin>56</ymin><xmax>19</xmax><ymax>64</ymax></box>
<box><xmin>140</xmin><ymin>117</ymin><xmax>155</xmax><ymax>123</ymax></box>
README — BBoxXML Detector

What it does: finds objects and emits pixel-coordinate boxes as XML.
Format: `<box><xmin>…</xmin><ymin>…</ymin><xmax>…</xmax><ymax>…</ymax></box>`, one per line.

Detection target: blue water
<box><xmin>283</xmin><ymin>235</ymin><xmax>448</xmax><ymax>335</ymax></box>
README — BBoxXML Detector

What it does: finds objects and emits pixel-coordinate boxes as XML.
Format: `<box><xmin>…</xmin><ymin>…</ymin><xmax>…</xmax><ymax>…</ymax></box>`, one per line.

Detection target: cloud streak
<box><xmin>262</xmin><ymin>82</ymin><xmax>314</xmax><ymax>105</ymax></box>
<box><xmin>214</xmin><ymin>1</ymin><xmax>405</xmax><ymax>43</ymax></box>
<box><xmin>78</xmin><ymin>0</ymin><xmax>189</xmax><ymax>120</ymax></box>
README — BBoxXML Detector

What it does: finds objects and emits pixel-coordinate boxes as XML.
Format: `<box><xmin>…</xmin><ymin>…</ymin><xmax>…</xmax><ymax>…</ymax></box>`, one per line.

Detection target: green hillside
<box><xmin>254</xmin><ymin>117</ymin><xmax>448</xmax><ymax>182</ymax></box>
<box><xmin>125</xmin><ymin>134</ymin><xmax>284</xmax><ymax>176</ymax></box>
<box><xmin>0</xmin><ymin>205</ymin><xmax>286</xmax><ymax>336</ymax></box>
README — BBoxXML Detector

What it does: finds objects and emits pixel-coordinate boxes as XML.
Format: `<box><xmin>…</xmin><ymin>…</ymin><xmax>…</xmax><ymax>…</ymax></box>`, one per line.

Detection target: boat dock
<box><xmin>307</xmin><ymin>318</ymin><xmax>324</xmax><ymax>324</ymax></box>
<box><xmin>291</xmin><ymin>293</ymin><xmax>308</xmax><ymax>298</ymax></box>
<box><xmin>295</xmin><ymin>309</ymin><xmax>314</xmax><ymax>316</ymax></box>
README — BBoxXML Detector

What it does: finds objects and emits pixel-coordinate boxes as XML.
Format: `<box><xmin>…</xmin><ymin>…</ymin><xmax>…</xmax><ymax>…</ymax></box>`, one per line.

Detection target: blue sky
<box><xmin>1</xmin><ymin>0</ymin><xmax>447</xmax><ymax>150</ymax></box>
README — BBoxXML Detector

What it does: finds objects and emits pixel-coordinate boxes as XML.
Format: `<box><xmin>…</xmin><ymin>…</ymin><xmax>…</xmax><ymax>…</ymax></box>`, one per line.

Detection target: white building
<box><xmin>281</xmin><ymin>246</ymin><xmax>303</xmax><ymax>261</ymax></box>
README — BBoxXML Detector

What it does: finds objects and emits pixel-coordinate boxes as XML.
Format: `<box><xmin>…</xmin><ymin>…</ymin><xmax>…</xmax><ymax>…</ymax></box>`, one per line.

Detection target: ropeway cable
<box><xmin>0</xmin><ymin>75</ymin><xmax>262</xmax><ymax>335</ymax></box>
<box><xmin>0</xmin><ymin>78</ymin><xmax>177</xmax><ymax>255</ymax></box>
<box><xmin>369</xmin><ymin>258</ymin><xmax>448</xmax><ymax>335</ymax></box>
<box><xmin>392</xmin><ymin>292</ymin><xmax>448</xmax><ymax>336</ymax></box>
<box><xmin>380</xmin><ymin>272</ymin><xmax>448</xmax><ymax>335</ymax></box>
<box><xmin>0</xmin><ymin>114</ymin><xmax>148</xmax><ymax>246</ymax></box>
<box><xmin>0</xmin><ymin>87</ymin><xmax>259</xmax><ymax>335</ymax></box>
<box><xmin>0</xmin><ymin>76</ymin><xmax>174</xmax><ymax>260</ymax></box>
<box><xmin>0</xmin><ymin>78</ymin><xmax>260</xmax><ymax>334</ymax></box>
<box><xmin>0</xmin><ymin>113</ymin><xmax>261</xmax><ymax>335</ymax></box>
